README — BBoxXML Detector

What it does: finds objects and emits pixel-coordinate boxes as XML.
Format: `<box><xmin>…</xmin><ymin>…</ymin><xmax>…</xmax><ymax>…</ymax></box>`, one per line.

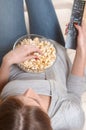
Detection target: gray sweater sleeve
<box><xmin>61</xmin><ymin>45</ymin><xmax>86</xmax><ymax>97</ymax></box>
<box><xmin>58</xmin><ymin>49</ymin><xmax>86</xmax><ymax>130</ymax></box>
<box><xmin>66</xmin><ymin>50</ymin><xmax>86</xmax><ymax>97</ymax></box>
<box><xmin>67</xmin><ymin>74</ymin><xmax>86</xmax><ymax>97</ymax></box>
<box><xmin>55</xmin><ymin>44</ymin><xmax>86</xmax><ymax>97</ymax></box>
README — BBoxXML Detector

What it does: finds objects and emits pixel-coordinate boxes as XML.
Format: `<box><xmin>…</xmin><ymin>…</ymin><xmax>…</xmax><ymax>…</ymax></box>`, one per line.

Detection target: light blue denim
<box><xmin>0</xmin><ymin>0</ymin><xmax>27</xmax><ymax>64</ymax></box>
<box><xmin>25</xmin><ymin>0</ymin><xmax>65</xmax><ymax>45</ymax></box>
<box><xmin>0</xmin><ymin>0</ymin><xmax>65</xmax><ymax>64</ymax></box>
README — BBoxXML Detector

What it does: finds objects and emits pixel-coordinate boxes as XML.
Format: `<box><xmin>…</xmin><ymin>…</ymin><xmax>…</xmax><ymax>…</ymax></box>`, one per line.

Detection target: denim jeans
<box><xmin>0</xmin><ymin>0</ymin><xmax>65</xmax><ymax>64</ymax></box>
<box><xmin>0</xmin><ymin>0</ymin><xmax>27</xmax><ymax>64</ymax></box>
<box><xmin>25</xmin><ymin>0</ymin><xmax>65</xmax><ymax>45</ymax></box>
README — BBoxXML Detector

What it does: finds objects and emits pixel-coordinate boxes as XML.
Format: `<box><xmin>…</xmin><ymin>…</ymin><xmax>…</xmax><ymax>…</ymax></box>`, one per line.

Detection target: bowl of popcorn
<box><xmin>13</xmin><ymin>34</ymin><xmax>57</xmax><ymax>73</ymax></box>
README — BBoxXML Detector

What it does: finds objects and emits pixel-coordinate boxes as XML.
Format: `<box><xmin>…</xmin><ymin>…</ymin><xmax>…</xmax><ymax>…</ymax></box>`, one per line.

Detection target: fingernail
<box><xmin>73</xmin><ymin>21</ymin><xmax>78</xmax><ymax>25</ymax></box>
<box><xmin>35</xmin><ymin>57</ymin><xmax>39</xmax><ymax>60</ymax></box>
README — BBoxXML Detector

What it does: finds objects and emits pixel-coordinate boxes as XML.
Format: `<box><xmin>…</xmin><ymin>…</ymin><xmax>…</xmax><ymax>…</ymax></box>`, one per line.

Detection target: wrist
<box><xmin>76</xmin><ymin>46</ymin><xmax>86</xmax><ymax>61</ymax></box>
<box><xmin>2</xmin><ymin>57</ymin><xmax>12</xmax><ymax>68</ymax></box>
<box><xmin>2</xmin><ymin>51</ymin><xmax>15</xmax><ymax>67</ymax></box>
<box><xmin>72</xmin><ymin>48</ymin><xmax>86</xmax><ymax>76</ymax></box>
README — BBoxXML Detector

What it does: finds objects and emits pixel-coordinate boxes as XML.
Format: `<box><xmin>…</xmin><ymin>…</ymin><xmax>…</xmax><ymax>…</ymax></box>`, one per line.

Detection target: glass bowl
<box><xmin>13</xmin><ymin>34</ymin><xmax>57</xmax><ymax>73</ymax></box>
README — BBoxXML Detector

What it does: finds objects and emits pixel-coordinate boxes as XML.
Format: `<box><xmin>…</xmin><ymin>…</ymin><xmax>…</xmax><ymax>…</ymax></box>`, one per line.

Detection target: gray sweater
<box><xmin>1</xmin><ymin>42</ymin><xmax>86</xmax><ymax>130</ymax></box>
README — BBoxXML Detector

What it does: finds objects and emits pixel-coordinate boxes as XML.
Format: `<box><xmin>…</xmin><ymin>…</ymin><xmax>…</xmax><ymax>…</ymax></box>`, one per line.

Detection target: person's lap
<box><xmin>25</xmin><ymin>0</ymin><xmax>65</xmax><ymax>45</ymax></box>
<box><xmin>0</xmin><ymin>0</ymin><xmax>65</xmax><ymax>65</ymax></box>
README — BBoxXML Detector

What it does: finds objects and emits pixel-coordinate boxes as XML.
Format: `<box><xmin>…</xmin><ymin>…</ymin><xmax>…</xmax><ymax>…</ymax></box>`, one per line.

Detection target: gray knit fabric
<box><xmin>1</xmin><ymin>42</ymin><xmax>86</xmax><ymax>130</ymax></box>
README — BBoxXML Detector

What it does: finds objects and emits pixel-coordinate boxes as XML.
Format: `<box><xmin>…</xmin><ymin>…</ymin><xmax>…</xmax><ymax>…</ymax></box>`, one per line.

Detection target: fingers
<box><xmin>74</xmin><ymin>21</ymin><xmax>86</xmax><ymax>39</ymax></box>
<box><xmin>65</xmin><ymin>27</ymin><xmax>68</xmax><ymax>35</ymax></box>
<box><xmin>25</xmin><ymin>55</ymin><xmax>39</xmax><ymax>61</ymax></box>
<box><xmin>73</xmin><ymin>22</ymin><xmax>82</xmax><ymax>34</ymax></box>
<box><xmin>27</xmin><ymin>45</ymin><xmax>42</xmax><ymax>55</ymax></box>
<box><xmin>65</xmin><ymin>22</ymin><xmax>82</xmax><ymax>35</ymax></box>
<box><xmin>65</xmin><ymin>23</ymin><xmax>69</xmax><ymax>35</ymax></box>
<box><xmin>12</xmin><ymin>44</ymin><xmax>42</xmax><ymax>63</ymax></box>
<box><xmin>23</xmin><ymin>45</ymin><xmax>42</xmax><ymax>61</ymax></box>
<box><xmin>20</xmin><ymin>44</ymin><xmax>42</xmax><ymax>55</ymax></box>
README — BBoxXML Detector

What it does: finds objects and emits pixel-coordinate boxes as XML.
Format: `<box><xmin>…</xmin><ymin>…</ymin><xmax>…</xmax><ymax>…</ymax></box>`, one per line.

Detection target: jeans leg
<box><xmin>25</xmin><ymin>0</ymin><xmax>65</xmax><ymax>46</ymax></box>
<box><xmin>0</xmin><ymin>0</ymin><xmax>27</xmax><ymax>64</ymax></box>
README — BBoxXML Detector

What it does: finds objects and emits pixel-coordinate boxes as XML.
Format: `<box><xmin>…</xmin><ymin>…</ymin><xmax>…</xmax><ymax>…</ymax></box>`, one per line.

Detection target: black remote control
<box><xmin>65</xmin><ymin>0</ymin><xmax>85</xmax><ymax>49</ymax></box>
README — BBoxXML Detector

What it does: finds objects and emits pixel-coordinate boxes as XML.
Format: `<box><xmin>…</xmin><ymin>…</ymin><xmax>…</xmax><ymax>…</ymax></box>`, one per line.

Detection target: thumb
<box><xmin>74</xmin><ymin>22</ymin><xmax>81</xmax><ymax>31</ymax></box>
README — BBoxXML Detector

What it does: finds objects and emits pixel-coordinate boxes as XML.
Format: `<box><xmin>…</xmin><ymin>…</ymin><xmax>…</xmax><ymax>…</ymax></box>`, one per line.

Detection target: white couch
<box><xmin>23</xmin><ymin>1</ymin><xmax>86</xmax><ymax>129</ymax></box>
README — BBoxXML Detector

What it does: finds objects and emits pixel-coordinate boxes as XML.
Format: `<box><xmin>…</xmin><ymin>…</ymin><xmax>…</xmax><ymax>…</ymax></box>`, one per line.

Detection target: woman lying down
<box><xmin>0</xmin><ymin>21</ymin><xmax>86</xmax><ymax>130</ymax></box>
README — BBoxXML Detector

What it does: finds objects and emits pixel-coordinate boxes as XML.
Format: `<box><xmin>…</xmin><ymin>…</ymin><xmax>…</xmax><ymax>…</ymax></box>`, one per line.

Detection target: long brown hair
<box><xmin>0</xmin><ymin>97</ymin><xmax>52</xmax><ymax>130</ymax></box>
